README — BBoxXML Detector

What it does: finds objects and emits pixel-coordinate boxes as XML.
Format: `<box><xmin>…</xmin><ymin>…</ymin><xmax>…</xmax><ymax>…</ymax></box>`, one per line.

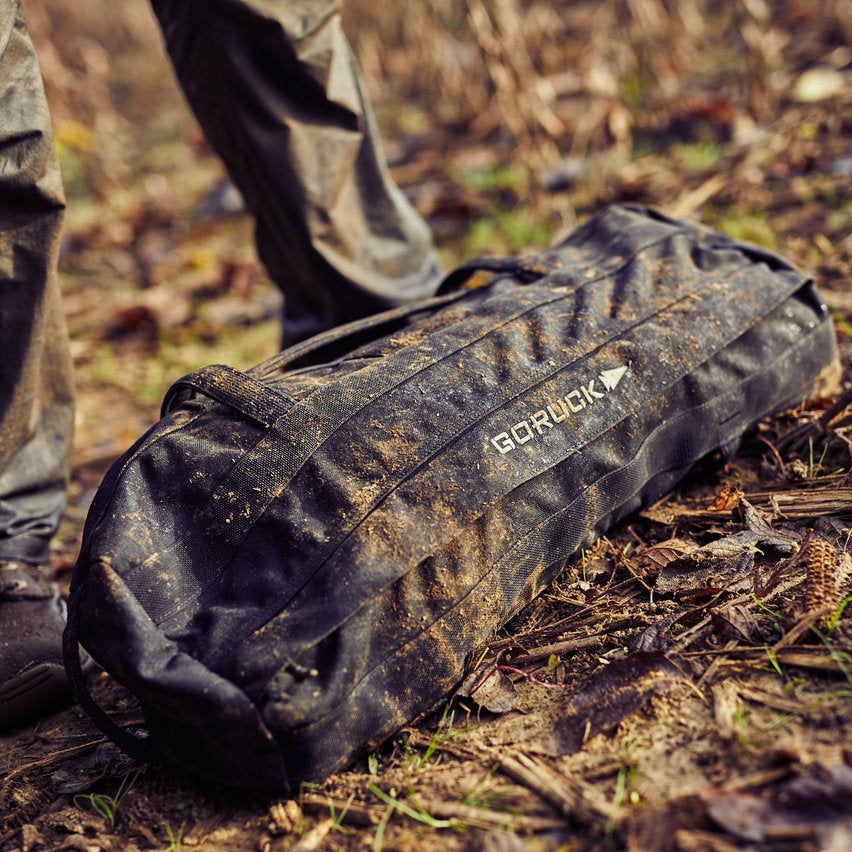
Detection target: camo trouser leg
<box><xmin>0</xmin><ymin>2</ymin><xmax>75</xmax><ymax>564</ymax></box>
<box><xmin>150</xmin><ymin>0</ymin><xmax>442</xmax><ymax>345</ymax></box>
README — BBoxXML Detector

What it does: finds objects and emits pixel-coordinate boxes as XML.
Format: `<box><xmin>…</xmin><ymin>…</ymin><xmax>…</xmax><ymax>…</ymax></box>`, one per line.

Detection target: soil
<box><xmin>3</xmin><ymin>1</ymin><xmax>852</xmax><ymax>850</ymax></box>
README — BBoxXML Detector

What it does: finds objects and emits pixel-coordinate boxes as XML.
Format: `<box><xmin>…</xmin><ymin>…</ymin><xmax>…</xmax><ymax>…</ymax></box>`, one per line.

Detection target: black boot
<box><xmin>0</xmin><ymin>562</ymin><xmax>71</xmax><ymax>729</ymax></box>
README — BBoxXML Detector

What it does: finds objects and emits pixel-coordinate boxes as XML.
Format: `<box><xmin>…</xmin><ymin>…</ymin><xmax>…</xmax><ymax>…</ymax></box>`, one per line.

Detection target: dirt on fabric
<box><xmin>3</xmin><ymin>1</ymin><xmax>852</xmax><ymax>850</ymax></box>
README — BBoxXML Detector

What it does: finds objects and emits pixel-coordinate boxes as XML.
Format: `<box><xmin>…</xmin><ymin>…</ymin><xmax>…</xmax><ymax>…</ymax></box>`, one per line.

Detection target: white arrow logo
<box><xmin>599</xmin><ymin>365</ymin><xmax>628</xmax><ymax>391</ymax></box>
<box><xmin>490</xmin><ymin>363</ymin><xmax>630</xmax><ymax>454</ymax></box>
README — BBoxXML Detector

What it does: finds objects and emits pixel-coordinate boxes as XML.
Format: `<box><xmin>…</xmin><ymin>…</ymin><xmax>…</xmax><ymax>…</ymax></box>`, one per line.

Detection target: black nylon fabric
<box><xmin>65</xmin><ymin>204</ymin><xmax>839</xmax><ymax>792</ymax></box>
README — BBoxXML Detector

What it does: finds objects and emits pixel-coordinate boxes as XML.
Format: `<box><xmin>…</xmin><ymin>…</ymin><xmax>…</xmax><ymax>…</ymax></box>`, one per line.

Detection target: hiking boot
<box><xmin>0</xmin><ymin>561</ymin><xmax>71</xmax><ymax>730</ymax></box>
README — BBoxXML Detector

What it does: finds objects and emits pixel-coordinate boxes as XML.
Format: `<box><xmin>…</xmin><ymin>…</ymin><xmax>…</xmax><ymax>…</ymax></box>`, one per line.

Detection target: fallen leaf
<box><xmin>708</xmin><ymin>482</ymin><xmax>743</xmax><ymax>512</ymax></box>
<box><xmin>782</xmin><ymin>761</ymin><xmax>852</xmax><ymax>812</ymax></box>
<box><xmin>701</xmin><ymin>789</ymin><xmax>777</xmax><ymax>842</ymax></box>
<box><xmin>701</xmin><ymin>760</ymin><xmax>852</xmax><ymax>846</ymax></box>
<box><xmin>738</xmin><ymin>499</ymin><xmax>800</xmax><ymax>553</ymax></box>
<box><xmin>103</xmin><ymin>304</ymin><xmax>160</xmax><ymax>341</ymax></box>
<box><xmin>634</xmin><ymin>538</ymin><xmax>697</xmax><ymax>572</ymax></box>
<box><xmin>51</xmin><ymin>742</ymin><xmax>138</xmax><ymax>794</ymax></box>
<box><xmin>542</xmin><ymin>652</ymin><xmax>691</xmax><ymax>755</ymax></box>
<box><xmin>469</xmin><ymin>668</ymin><xmax>517</xmax><ymax>714</ymax></box>
<box><xmin>627</xmin><ymin>610</ymin><xmax>683</xmax><ymax>652</ymax></box>
<box><xmin>655</xmin><ymin>500</ymin><xmax>801</xmax><ymax>598</ymax></box>
<box><xmin>457</xmin><ymin>664</ymin><xmax>517</xmax><ymax>714</ymax></box>
<box><xmin>656</xmin><ymin>552</ymin><xmax>754</xmax><ymax>598</ymax></box>
<box><xmin>710</xmin><ymin>603</ymin><xmax>759</xmax><ymax>642</ymax></box>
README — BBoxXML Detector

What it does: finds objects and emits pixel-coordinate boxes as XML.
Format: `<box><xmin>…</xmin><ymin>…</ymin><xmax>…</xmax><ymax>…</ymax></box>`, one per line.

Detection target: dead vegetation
<box><xmin>3</xmin><ymin>0</ymin><xmax>852</xmax><ymax>850</ymax></box>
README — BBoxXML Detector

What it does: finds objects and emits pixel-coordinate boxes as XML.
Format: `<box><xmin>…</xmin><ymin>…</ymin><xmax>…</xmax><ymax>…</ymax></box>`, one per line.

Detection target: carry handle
<box><xmin>63</xmin><ymin>583</ymin><xmax>156</xmax><ymax>768</ymax></box>
<box><xmin>251</xmin><ymin>255</ymin><xmax>551</xmax><ymax>379</ymax></box>
<box><xmin>161</xmin><ymin>363</ymin><xmax>293</xmax><ymax>426</ymax></box>
<box><xmin>435</xmin><ymin>255</ymin><xmax>553</xmax><ymax>294</ymax></box>
<box><xmin>249</xmin><ymin>288</ymin><xmax>467</xmax><ymax>379</ymax></box>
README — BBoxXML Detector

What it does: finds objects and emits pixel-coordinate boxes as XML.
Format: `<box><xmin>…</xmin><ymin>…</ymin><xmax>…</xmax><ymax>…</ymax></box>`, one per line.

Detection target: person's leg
<box><xmin>0</xmin><ymin>0</ymin><xmax>76</xmax><ymax>729</ymax></box>
<box><xmin>150</xmin><ymin>0</ymin><xmax>442</xmax><ymax>345</ymax></box>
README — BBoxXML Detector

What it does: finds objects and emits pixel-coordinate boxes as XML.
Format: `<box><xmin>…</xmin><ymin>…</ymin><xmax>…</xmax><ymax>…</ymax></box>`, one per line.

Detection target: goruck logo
<box><xmin>490</xmin><ymin>365</ymin><xmax>629</xmax><ymax>455</ymax></box>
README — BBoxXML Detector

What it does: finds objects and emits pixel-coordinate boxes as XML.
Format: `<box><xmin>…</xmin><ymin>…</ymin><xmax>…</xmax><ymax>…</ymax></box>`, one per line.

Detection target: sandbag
<box><xmin>64</xmin><ymin>204</ymin><xmax>839</xmax><ymax>792</ymax></box>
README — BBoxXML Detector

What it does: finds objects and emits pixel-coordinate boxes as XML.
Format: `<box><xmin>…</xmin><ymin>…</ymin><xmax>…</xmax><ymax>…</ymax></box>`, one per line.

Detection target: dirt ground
<box><xmin>3</xmin><ymin>1</ymin><xmax>852</xmax><ymax>850</ymax></box>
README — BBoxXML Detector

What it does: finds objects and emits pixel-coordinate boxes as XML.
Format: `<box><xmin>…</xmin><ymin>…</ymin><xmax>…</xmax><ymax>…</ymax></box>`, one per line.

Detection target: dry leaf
<box><xmin>457</xmin><ymin>664</ymin><xmax>517</xmax><ymax>714</ymax></box>
<box><xmin>634</xmin><ymin>538</ymin><xmax>697</xmax><ymax>572</ymax></box>
<box><xmin>710</xmin><ymin>604</ymin><xmax>759</xmax><ymax>643</ymax></box>
<box><xmin>656</xmin><ymin>552</ymin><xmax>754</xmax><ymax>599</ymax></box>
<box><xmin>701</xmin><ymin>761</ymin><xmax>852</xmax><ymax>846</ymax></box>
<box><xmin>543</xmin><ymin>652</ymin><xmax>691</xmax><ymax>755</ymax></box>
<box><xmin>627</xmin><ymin>611</ymin><xmax>683</xmax><ymax>652</ymax></box>
<box><xmin>468</xmin><ymin>668</ymin><xmax>517</xmax><ymax>714</ymax></box>
<box><xmin>711</xmin><ymin>681</ymin><xmax>740</xmax><ymax>741</ymax></box>
<box><xmin>708</xmin><ymin>482</ymin><xmax>744</xmax><ymax>512</ymax></box>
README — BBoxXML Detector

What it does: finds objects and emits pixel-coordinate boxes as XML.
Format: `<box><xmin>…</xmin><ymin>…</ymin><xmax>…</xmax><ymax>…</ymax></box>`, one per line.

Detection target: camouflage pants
<box><xmin>0</xmin><ymin>0</ymin><xmax>440</xmax><ymax>563</ymax></box>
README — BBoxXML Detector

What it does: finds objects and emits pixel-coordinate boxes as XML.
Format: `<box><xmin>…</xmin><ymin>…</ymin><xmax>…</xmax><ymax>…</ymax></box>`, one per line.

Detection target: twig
<box><xmin>748</xmin><ymin>487</ymin><xmax>852</xmax><ymax>520</ymax></box>
<box><xmin>670</xmin><ymin>173</ymin><xmax>726</xmax><ymax>218</ymax></box>
<box><xmin>504</xmin><ymin>634</ymin><xmax>605</xmax><ymax>665</ymax></box>
<box><xmin>719</xmin><ymin>766</ymin><xmax>792</xmax><ymax>791</ymax></box>
<box><xmin>775</xmin><ymin>385</ymin><xmax>852</xmax><ymax>453</ymax></box>
<box><xmin>490</xmin><ymin>616</ymin><xmax>646</xmax><ymax>654</ymax></box>
<box><xmin>301</xmin><ymin>793</ymin><xmax>379</xmax><ymax>827</ymax></box>
<box><xmin>770</xmin><ymin>608</ymin><xmax>830</xmax><ymax>654</ymax></box>
<box><xmin>671</xmin><ymin>616</ymin><xmax>713</xmax><ymax>653</ymax></box>
<box><xmin>695</xmin><ymin>639</ymin><xmax>740</xmax><ymax>690</ymax></box>
<box><xmin>471</xmin><ymin>664</ymin><xmax>573</xmax><ymax>692</ymax></box>
<box><xmin>683</xmin><ymin>645</ymin><xmax>850</xmax><ymax>673</ymax></box>
<box><xmin>0</xmin><ymin>738</ymin><xmax>108</xmax><ymax>795</ymax></box>
<box><xmin>497</xmin><ymin>750</ymin><xmax>620</xmax><ymax>825</ymax></box>
<box><xmin>755</xmin><ymin>433</ymin><xmax>786</xmax><ymax>473</ymax></box>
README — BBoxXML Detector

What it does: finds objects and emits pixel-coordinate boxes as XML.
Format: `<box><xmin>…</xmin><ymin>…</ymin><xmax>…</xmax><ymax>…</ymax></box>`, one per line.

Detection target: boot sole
<box><xmin>0</xmin><ymin>662</ymin><xmax>73</xmax><ymax>730</ymax></box>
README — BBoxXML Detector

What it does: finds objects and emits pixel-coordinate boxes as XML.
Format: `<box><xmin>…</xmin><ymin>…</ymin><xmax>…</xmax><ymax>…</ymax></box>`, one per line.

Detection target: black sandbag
<box><xmin>64</xmin><ymin>204</ymin><xmax>839</xmax><ymax>791</ymax></box>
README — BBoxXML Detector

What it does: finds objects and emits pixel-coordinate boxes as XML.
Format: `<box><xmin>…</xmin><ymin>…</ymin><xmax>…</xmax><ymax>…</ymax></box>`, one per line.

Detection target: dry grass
<box><xmin>28</xmin><ymin>0</ymin><xmax>852</xmax><ymax>205</ymax></box>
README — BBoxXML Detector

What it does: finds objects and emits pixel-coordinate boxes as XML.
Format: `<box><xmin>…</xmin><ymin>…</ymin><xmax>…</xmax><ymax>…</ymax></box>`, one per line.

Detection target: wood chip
<box><xmin>290</xmin><ymin>818</ymin><xmax>333</xmax><ymax>852</ymax></box>
<box><xmin>711</xmin><ymin>680</ymin><xmax>740</xmax><ymax>741</ymax></box>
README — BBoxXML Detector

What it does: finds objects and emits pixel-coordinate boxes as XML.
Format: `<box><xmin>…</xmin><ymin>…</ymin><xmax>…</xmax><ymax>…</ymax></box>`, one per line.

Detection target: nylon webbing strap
<box><xmin>63</xmin><ymin>576</ymin><xmax>156</xmax><ymax>766</ymax></box>
<box><xmin>250</xmin><ymin>286</ymin><xmax>478</xmax><ymax>379</ymax></box>
<box><xmin>436</xmin><ymin>255</ymin><xmax>551</xmax><ymax>294</ymax></box>
<box><xmin>161</xmin><ymin>364</ymin><xmax>293</xmax><ymax>427</ymax></box>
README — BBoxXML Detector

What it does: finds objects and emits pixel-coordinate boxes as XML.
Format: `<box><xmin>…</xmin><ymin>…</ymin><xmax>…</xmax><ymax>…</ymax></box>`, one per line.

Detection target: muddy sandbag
<box><xmin>64</xmin><ymin>204</ymin><xmax>838</xmax><ymax>791</ymax></box>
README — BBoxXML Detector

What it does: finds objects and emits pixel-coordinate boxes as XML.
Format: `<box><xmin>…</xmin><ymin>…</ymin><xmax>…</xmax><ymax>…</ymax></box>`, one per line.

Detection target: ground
<box><xmin>2</xmin><ymin>1</ymin><xmax>852</xmax><ymax>850</ymax></box>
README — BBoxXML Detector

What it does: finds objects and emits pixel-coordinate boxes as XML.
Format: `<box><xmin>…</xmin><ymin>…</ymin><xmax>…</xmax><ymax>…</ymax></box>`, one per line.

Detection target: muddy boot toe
<box><xmin>0</xmin><ymin>562</ymin><xmax>72</xmax><ymax>730</ymax></box>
